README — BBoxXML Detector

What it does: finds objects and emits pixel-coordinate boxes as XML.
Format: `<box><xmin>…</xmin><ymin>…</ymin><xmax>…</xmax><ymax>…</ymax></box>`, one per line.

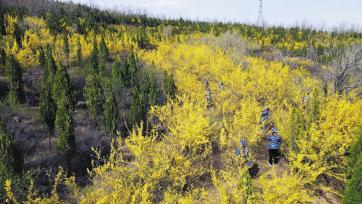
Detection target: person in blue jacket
<box><xmin>267</xmin><ymin>127</ymin><xmax>282</xmax><ymax>165</ymax></box>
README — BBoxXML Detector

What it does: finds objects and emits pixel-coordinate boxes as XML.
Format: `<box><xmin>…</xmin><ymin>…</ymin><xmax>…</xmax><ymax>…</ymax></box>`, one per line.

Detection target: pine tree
<box><xmin>6</xmin><ymin>55</ymin><xmax>26</xmax><ymax>105</ymax></box>
<box><xmin>53</xmin><ymin>64</ymin><xmax>75</xmax><ymax>160</ymax></box>
<box><xmin>63</xmin><ymin>33</ymin><xmax>70</xmax><ymax>67</ymax></box>
<box><xmin>162</xmin><ymin>71</ymin><xmax>177</xmax><ymax>100</ymax></box>
<box><xmin>76</xmin><ymin>37</ymin><xmax>82</xmax><ymax>66</ymax></box>
<box><xmin>85</xmin><ymin>73</ymin><xmax>104</xmax><ymax>125</ymax></box>
<box><xmin>103</xmin><ymin>81</ymin><xmax>119</xmax><ymax>137</ymax></box>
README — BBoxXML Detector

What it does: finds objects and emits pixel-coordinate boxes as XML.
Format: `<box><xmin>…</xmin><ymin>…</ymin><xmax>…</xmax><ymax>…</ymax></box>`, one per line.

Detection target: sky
<box><xmin>63</xmin><ymin>0</ymin><xmax>362</xmax><ymax>29</ymax></box>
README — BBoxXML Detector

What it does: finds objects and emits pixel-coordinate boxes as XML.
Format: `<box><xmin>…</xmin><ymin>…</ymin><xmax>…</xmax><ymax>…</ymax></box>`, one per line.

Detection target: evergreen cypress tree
<box><xmin>39</xmin><ymin>52</ymin><xmax>57</xmax><ymax>152</ymax></box>
<box><xmin>53</xmin><ymin>64</ymin><xmax>75</xmax><ymax>160</ymax></box>
<box><xmin>63</xmin><ymin>33</ymin><xmax>70</xmax><ymax>67</ymax></box>
<box><xmin>348</xmin><ymin>126</ymin><xmax>362</xmax><ymax>173</ymax></box>
<box><xmin>103</xmin><ymin>80</ymin><xmax>119</xmax><ymax>137</ymax></box>
<box><xmin>343</xmin><ymin>126</ymin><xmax>362</xmax><ymax>203</ymax></box>
<box><xmin>139</xmin><ymin>69</ymin><xmax>159</xmax><ymax>109</ymax></box>
<box><xmin>85</xmin><ymin>73</ymin><xmax>104</xmax><ymax>125</ymax></box>
<box><xmin>6</xmin><ymin>55</ymin><xmax>26</xmax><ymax>105</ymax></box>
<box><xmin>76</xmin><ymin>37</ymin><xmax>82</xmax><ymax>66</ymax></box>
<box><xmin>40</xmin><ymin>84</ymin><xmax>56</xmax><ymax>152</ymax></box>
<box><xmin>90</xmin><ymin>36</ymin><xmax>99</xmax><ymax>74</ymax></box>
<box><xmin>307</xmin><ymin>89</ymin><xmax>321</xmax><ymax>130</ymax></box>
<box><xmin>127</xmin><ymin>51</ymin><xmax>138</xmax><ymax>88</ymax></box>
<box><xmin>13</xmin><ymin>22</ymin><xmax>22</xmax><ymax>49</ymax></box>
<box><xmin>343</xmin><ymin>154</ymin><xmax>362</xmax><ymax>204</ymax></box>
<box><xmin>137</xmin><ymin>27</ymin><xmax>150</xmax><ymax>49</ymax></box>
<box><xmin>38</xmin><ymin>47</ymin><xmax>46</xmax><ymax>67</ymax></box>
<box><xmin>99</xmin><ymin>35</ymin><xmax>108</xmax><ymax>63</ymax></box>
<box><xmin>310</xmin><ymin>90</ymin><xmax>320</xmax><ymax>120</ymax></box>
<box><xmin>111</xmin><ymin>60</ymin><xmax>124</xmax><ymax>101</ymax></box>
<box><xmin>120</xmin><ymin>58</ymin><xmax>130</xmax><ymax>88</ymax></box>
<box><xmin>162</xmin><ymin>71</ymin><xmax>177</xmax><ymax>100</ymax></box>
<box><xmin>289</xmin><ymin>107</ymin><xmax>304</xmax><ymax>153</ymax></box>
<box><xmin>130</xmin><ymin>87</ymin><xmax>146</xmax><ymax>126</ymax></box>
<box><xmin>53</xmin><ymin>64</ymin><xmax>73</xmax><ymax>109</ymax></box>
<box><xmin>147</xmin><ymin>70</ymin><xmax>159</xmax><ymax>106</ymax></box>
<box><xmin>0</xmin><ymin>47</ymin><xmax>6</xmax><ymax>68</ymax></box>
<box><xmin>0</xmin><ymin>123</ymin><xmax>23</xmax><ymax>175</ymax></box>
<box><xmin>0</xmin><ymin>14</ymin><xmax>6</xmax><ymax>36</ymax></box>
<box><xmin>45</xmin><ymin>50</ymin><xmax>57</xmax><ymax>83</ymax></box>
<box><xmin>99</xmin><ymin>36</ymin><xmax>108</xmax><ymax>75</ymax></box>
<box><xmin>55</xmin><ymin>96</ymin><xmax>75</xmax><ymax>161</ymax></box>
<box><xmin>0</xmin><ymin>122</ymin><xmax>23</xmax><ymax>204</ymax></box>
<box><xmin>45</xmin><ymin>12</ymin><xmax>62</xmax><ymax>35</ymax></box>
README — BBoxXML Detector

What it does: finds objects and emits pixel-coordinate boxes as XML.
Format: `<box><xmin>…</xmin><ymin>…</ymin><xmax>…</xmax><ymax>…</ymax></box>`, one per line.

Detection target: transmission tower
<box><xmin>257</xmin><ymin>0</ymin><xmax>264</xmax><ymax>27</ymax></box>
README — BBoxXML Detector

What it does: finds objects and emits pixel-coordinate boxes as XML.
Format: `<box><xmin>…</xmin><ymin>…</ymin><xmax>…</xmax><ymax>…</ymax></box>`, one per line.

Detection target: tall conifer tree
<box><xmin>53</xmin><ymin>64</ymin><xmax>75</xmax><ymax>161</ymax></box>
<box><xmin>6</xmin><ymin>55</ymin><xmax>25</xmax><ymax>105</ymax></box>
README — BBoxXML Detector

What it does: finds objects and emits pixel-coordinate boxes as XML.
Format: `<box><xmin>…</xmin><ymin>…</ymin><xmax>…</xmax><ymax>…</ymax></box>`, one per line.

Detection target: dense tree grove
<box><xmin>1</xmin><ymin>0</ymin><xmax>362</xmax><ymax>203</ymax></box>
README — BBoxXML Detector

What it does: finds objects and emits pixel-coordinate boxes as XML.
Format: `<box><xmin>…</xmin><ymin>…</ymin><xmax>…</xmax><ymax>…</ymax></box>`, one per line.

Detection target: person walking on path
<box><xmin>204</xmin><ymin>79</ymin><xmax>214</xmax><ymax>108</ymax></box>
<box><xmin>261</xmin><ymin>107</ymin><xmax>270</xmax><ymax>130</ymax></box>
<box><xmin>236</xmin><ymin>138</ymin><xmax>252</xmax><ymax>168</ymax></box>
<box><xmin>267</xmin><ymin>127</ymin><xmax>282</xmax><ymax>165</ymax></box>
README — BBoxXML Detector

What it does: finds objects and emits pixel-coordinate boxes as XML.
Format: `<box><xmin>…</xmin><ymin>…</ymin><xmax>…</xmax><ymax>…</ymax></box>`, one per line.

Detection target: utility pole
<box><xmin>257</xmin><ymin>0</ymin><xmax>264</xmax><ymax>27</ymax></box>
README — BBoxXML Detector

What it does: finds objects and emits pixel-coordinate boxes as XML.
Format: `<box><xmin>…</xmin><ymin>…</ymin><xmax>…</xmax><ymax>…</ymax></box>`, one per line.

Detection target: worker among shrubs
<box><xmin>267</xmin><ymin>127</ymin><xmax>282</xmax><ymax>165</ymax></box>
<box><xmin>261</xmin><ymin>107</ymin><xmax>270</xmax><ymax>130</ymax></box>
<box><xmin>236</xmin><ymin>138</ymin><xmax>252</xmax><ymax>168</ymax></box>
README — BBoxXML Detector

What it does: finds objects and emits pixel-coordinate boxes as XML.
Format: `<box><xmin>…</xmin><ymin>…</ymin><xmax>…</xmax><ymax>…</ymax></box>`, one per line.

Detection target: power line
<box><xmin>257</xmin><ymin>0</ymin><xmax>264</xmax><ymax>27</ymax></box>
